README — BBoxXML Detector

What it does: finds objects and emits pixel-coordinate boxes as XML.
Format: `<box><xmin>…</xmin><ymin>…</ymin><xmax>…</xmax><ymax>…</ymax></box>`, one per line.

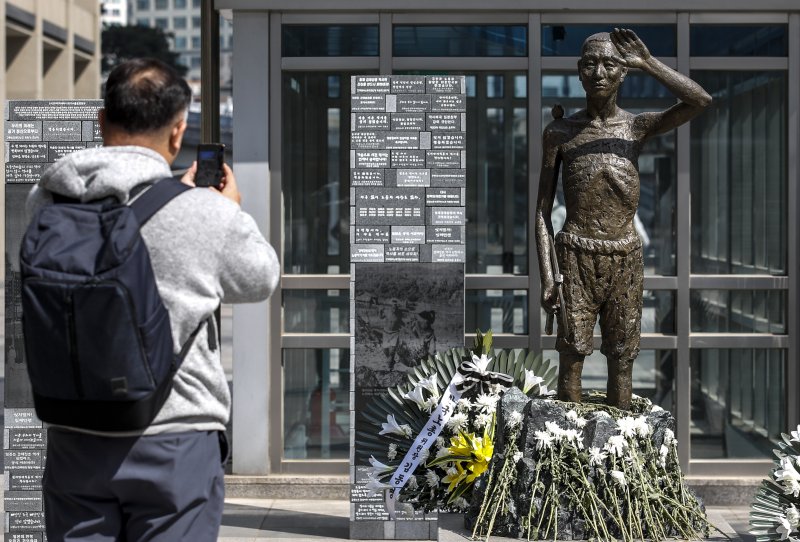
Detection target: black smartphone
<box><xmin>195</xmin><ymin>143</ymin><xmax>225</xmax><ymax>188</ymax></box>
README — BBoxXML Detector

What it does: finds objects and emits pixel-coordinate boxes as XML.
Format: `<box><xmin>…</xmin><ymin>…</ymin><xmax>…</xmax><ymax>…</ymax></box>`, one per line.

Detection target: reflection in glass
<box><xmin>466</xmin><ymin>290</ymin><xmax>527</xmax><ymax>335</ymax></box>
<box><xmin>282</xmin><ymin>25</ymin><xmax>379</xmax><ymax>56</ymax></box>
<box><xmin>542</xmin><ymin>25</ymin><xmax>676</xmax><ymax>57</ymax></box>
<box><xmin>690</xmin><ymin>25</ymin><xmax>788</xmax><ymax>57</ymax></box>
<box><xmin>541</xmin><ymin>74</ymin><xmax>677</xmax><ymax>276</ymax></box>
<box><xmin>543</xmin><ymin>349</ymin><xmax>675</xmax><ymax>412</ymax></box>
<box><xmin>691</xmin><ymin>349</ymin><xmax>784</xmax><ymax>459</ymax></box>
<box><xmin>462</xmin><ymin>73</ymin><xmax>528</xmax><ymax>274</ymax></box>
<box><xmin>283</xmin><ymin>73</ymin><xmax>356</xmax><ymax>274</ymax></box>
<box><xmin>691</xmin><ymin>290</ymin><xmax>786</xmax><ymax>334</ymax></box>
<box><xmin>283</xmin><ymin>290</ymin><xmax>349</xmax><ymax>333</ymax></box>
<box><xmin>283</xmin><ymin>349</ymin><xmax>350</xmax><ymax>460</ymax></box>
<box><xmin>691</xmin><ymin>71</ymin><xmax>787</xmax><ymax>275</ymax></box>
<box><xmin>394</xmin><ymin>26</ymin><xmax>527</xmax><ymax>57</ymax></box>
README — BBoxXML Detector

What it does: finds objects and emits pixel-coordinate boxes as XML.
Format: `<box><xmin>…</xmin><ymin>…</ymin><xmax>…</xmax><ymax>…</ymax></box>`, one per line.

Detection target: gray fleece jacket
<box><xmin>26</xmin><ymin>145</ymin><xmax>280</xmax><ymax>436</ymax></box>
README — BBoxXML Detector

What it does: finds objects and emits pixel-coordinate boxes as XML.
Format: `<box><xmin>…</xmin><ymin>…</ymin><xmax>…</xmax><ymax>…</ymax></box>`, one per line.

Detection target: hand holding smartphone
<box><xmin>195</xmin><ymin>143</ymin><xmax>225</xmax><ymax>188</ymax></box>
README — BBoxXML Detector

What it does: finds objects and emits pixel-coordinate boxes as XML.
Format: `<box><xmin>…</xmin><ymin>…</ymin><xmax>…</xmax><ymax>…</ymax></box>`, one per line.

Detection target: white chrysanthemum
<box><xmin>475</xmin><ymin>393</ymin><xmax>499</xmax><ymax>414</ymax></box>
<box><xmin>368</xmin><ymin>456</ymin><xmax>394</xmax><ymax>477</ymax></box>
<box><xmin>435</xmin><ymin>446</ymin><xmax>450</xmax><ymax>459</ymax></box>
<box><xmin>616</xmin><ymin>417</ymin><xmax>638</xmax><ymax>439</ymax></box>
<box><xmin>452</xmin><ymin>497</ymin><xmax>470</xmax><ymax>511</ymax></box>
<box><xmin>425</xmin><ymin>469</ymin><xmax>440</xmax><ymax>487</ymax></box>
<box><xmin>659</xmin><ymin>444</ymin><xmax>669</xmax><ymax>459</ymax></box>
<box><xmin>418</xmin><ymin>448</ymin><xmax>430</xmax><ymax>463</ymax></box>
<box><xmin>471</xmin><ymin>353</ymin><xmax>492</xmax><ymax>372</ymax></box>
<box><xmin>523</xmin><ymin>369</ymin><xmax>544</xmax><ymax>394</ymax></box>
<box><xmin>651</xmin><ymin>404</ymin><xmax>664</xmax><ymax>412</ymax></box>
<box><xmin>387</xmin><ymin>443</ymin><xmax>398</xmax><ymax>460</ymax></box>
<box><xmin>610</xmin><ymin>470</ymin><xmax>627</xmax><ymax>487</ymax></box>
<box><xmin>379</xmin><ymin>414</ymin><xmax>413</xmax><ymax>438</ymax></box>
<box><xmin>535</xmin><ymin>430</ymin><xmax>555</xmax><ymax>451</ymax></box>
<box><xmin>446</xmin><ymin>412</ymin><xmax>469</xmax><ymax>432</ymax></box>
<box><xmin>436</xmin><ymin>436</ymin><xmax>446</xmax><ymax>449</ymax></box>
<box><xmin>545</xmin><ymin>421</ymin><xmax>564</xmax><ymax>438</ymax></box>
<box><xmin>406</xmin><ymin>475</ymin><xmax>419</xmax><ymax>491</ymax></box>
<box><xmin>633</xmin><ymin>416</ymin><xmax>651</xmax><ymax>438</ymax></box>
<box><xmin>788</xmin><ymin>505</ymin><xmax>800</xmax><ymax>529</ymax></box>
<box><xmin>664</xmin><ymin>428</ymin><xmax>676</xmax><ymax>446</ymax></box>
<box><xmin>604</xmin><ymin>435</ymin><xmax>628</xmax><ymax>458</ymax></box>
<box><xmin>588</xmin><ymin>447</ymin><xmax>607</xmax><ymax>467</ymax></box>
<box><xmin>575</xmin><ymin>416</ymin><xmax>588</xmax><ymax>428</ymax></box>
<box><xmin>566</xmin><ymin>410</ymin><xmax>579</xmax><ymax>423</ymax></box>
<box><xmin>404</xmin><ymin>386</ymin><xmax>435</xmax><ymax>413</ymax></box>
<box><xmin>456</xmin><ymin>398</ymin><xmax>472</xmax><ymax>412</ymax></box>
<box><xmin>365</xmin><ymin>476</ymin><xmax>390</xmax><ymax>497</ymax></box>
<box><xmin>475</xmin><ymin>412</ymin><xmax>493</xmax><ymax>429</ymax></box>
<box><xmin>506</xmin><ymin>410</ymin><xmax>523</xmax><ymax>430</ymax></box>
<box><xmin>791</xmin><ymin>428</ymin><xmax>800</xmax><ymax>443</ymax></box>
<box><xmin>594</xmin><ymin>411</ymin><xmax>612</xmax><ymax>419</ymax></box>
<box><xmin>513</xmin><ymin>451</ymin><xmax>524</xmax><ymax>463</ymax></box>
<box><xmin>562</xmin><ymin>428</ymin><xmax>583</xmax><ymax>449</ymax></box>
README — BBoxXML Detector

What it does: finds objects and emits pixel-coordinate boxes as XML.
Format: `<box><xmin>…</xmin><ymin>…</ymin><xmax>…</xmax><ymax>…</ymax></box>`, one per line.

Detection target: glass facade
<box><xmin>247</xmin><ymin>11</ymin><xmax>796</xmax><ymax>475</ymax></box>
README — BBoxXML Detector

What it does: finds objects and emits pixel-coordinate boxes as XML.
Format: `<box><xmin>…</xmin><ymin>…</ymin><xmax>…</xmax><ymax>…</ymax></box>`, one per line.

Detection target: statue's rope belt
<box><xmin>384</xmin><ymin>359</ymin><xmax>513</xmax><ymax>518</ymax></box>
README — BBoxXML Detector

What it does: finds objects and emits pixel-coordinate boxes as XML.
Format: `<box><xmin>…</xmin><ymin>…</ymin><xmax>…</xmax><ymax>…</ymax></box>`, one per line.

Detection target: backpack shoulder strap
<box><xmin>130</xmin><ymin>177</ymin><xmax>191</xmax><ymax>226</ymax></box>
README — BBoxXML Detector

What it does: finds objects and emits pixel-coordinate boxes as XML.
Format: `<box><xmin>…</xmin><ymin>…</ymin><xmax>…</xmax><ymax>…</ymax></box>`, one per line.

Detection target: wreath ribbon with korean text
<box><xmin>383</xmin><ymin>355</ymin><xmax>514</xmax><ymax>518</ymax></box>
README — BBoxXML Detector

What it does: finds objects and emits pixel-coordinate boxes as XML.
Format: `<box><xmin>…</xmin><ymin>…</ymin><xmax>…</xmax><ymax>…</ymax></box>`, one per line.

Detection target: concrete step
<box><xmin>224</xmin><ymin>475</ymin><xmax>762</xmax><ymax>505</ymax></box>
<box><xmin>225</xmin><ymin>475</ymin><xmax>349</xmax><ymax>499</ymax></box>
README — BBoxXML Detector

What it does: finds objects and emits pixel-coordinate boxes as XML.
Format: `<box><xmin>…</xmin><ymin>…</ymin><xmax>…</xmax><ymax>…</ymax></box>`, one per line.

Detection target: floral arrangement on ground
<box><xmin>468</xmin><ymin>389</ymin><xmax>712</xmax><ymax>541</ymax></box>
<box><xmin>750</xmin><ymin>425</ymin><xmax>800</xmax><ymax>541</ymax></box>
<box><xmin>355</xmin><ymin>331</ymin><xmax>558</xmax><ymax>512</ymax></box>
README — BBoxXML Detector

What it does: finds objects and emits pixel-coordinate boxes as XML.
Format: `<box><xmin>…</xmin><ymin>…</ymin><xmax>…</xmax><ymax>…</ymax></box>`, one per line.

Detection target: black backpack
<box><xmin>20</xmin><ymin>178</ymin><xmax>206</xmax><ymax>431</ymax></box>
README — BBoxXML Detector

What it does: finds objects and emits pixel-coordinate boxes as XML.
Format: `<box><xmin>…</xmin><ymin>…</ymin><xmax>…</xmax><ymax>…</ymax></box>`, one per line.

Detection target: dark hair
<box><xmin>104</xmin><ymin>58</ymin><xmax>191</xmax><ymax>133</ymax></box>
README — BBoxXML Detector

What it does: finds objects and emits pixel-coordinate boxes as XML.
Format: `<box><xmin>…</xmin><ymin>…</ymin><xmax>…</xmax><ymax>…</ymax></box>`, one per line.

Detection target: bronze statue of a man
<box><xmin>535</xmin><ymin>28</ymin><xmax>712</xmax><ymax>410</ymax></box>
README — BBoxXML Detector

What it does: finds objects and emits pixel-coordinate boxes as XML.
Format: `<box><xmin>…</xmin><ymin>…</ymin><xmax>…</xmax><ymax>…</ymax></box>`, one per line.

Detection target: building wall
<box><xmin>223</xmin><ymin>2</ymin><xmax>800</xmax><ymax>479</ymax></box>
<box><xmin>2</xmin><ymin>0</ymin><xmax>102</xmax><ymax>275</ymax></box>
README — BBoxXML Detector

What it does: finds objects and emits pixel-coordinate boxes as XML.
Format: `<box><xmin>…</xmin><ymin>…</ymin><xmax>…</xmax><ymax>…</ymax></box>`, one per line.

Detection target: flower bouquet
<box><xmin>750</xmin><ymin>427</ymin><xmax>800</xmax><ymax>540</ymax></box>
<box><xmin>355</xmin><ymin>331</ymin><xmax>557</xmax><ymax>511</ymax></box>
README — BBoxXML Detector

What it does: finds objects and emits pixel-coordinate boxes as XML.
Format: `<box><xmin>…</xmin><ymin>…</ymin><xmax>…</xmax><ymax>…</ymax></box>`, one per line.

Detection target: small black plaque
<box><xmin>5</xmin><ymin>163</ymin><xmax>47</xmax><ymax>184</ymax></box>
<box><xmin>396</xmin><ymin>169</ymin><xmax>430</xmax><ymax>188</ymax></box>
<box><xmin>6</xmin><ymin>450</ymin><xmax>44</xmax><ymax>470</ymax></box>
<box><xmin>8</xmin><ymin>511</ymin><xmax>46</xmax><ymax>531</ymax></box>
<box><xmin>8</xmin><ymin>429</ymin><xmax>46</xmax><ymax>449</ymax></box>
<box><xmin>7</xmin><ymin>143</ymin><xmax>48</xmax><ymax>162</ymax></box>
<box><xmin>391</xmin><ymin>150</ymin><xmax>426</xmax><ymax>169</ymax></box>
<box><xmin>353</xmin><ymin>113</ymin><xmax>390</xmax><ymax>131</ymax></box>
<box><xmin>355</xmin><ymin>226</ymin><xmax>391</xmax><ymax>244</ymax></box>
<box><xmin>354</xmin><ymin>76</ymin><xmax>391</xmax><ymax>94</ymax></box>
<box><xmin>396</xmin><ymin>95</ymin><xmax>431</xmax><ymax>113</ymax></box>
<box><xmin>8</xmin><ymin>471</ymin><xmax>44</xmax><ymax>491</ymax></box>
<box><xmin>351</xmin><ymin>169</ymin><xmax>385</xmax><ymax>187</ymax></box>
<box><xmin>6</xmin><ymin>533</ymin><xmax>44</xmax><ymax>542</ymax></box>
<box><xmin>5</xmin><ymin>491</ymin><xmax>43</xmax><ymax>512</ymax></box>
<box><xmin>354</xmin><ymin>188</ymin><xmax>425</xmax><ymax>226</ymax></box>
<box><xmin>390</xmin><ymin>226</ymin><xmax>426</xmax><ymax>244</ymax></box>
<box><xmin>352</xmin><ymin>95</ymin><xmax>386</xmax><ymax>112</ymax></box>
<box><xmin>384</xmin><ymin>133</ymin><xmax>419</xmax><ymax>149</ymax></box>
<box><xmin>351</xmin><ymin>132</ymin><xmax>387</xmax><ymax>150</ymax></box>
<box><xmin>391</xmin><ymin>77</ymin><xmax>426</xmax><ymax>94</ymax></box>
<box><xmin>48</xmin><ymin>142</ymin><xmax>87</xmax><ymax>162</ymax></box>
<box><xmin>5</xmin><ymin>121</ymin><xmax>42</xmax><ymax>141</ymax></box>
<box><xmin>426</xmin><ymin>76</ymin><xmax>464</xmax><ymax>94</ymax></box>
<box><xmin>431</xmin><ymin>94</ymin><xmax>466</xmax><ymax>112</ymax></box>
<box><xmin>426</xmin><ymin>113</ymin><xmax>463</xmax><ymax>131</ymax></box>
<box><xmin>431</xmin><ymin>132</ymin><xmax>466</xmax><ymax>149</ymax></box>
<box><xmin>42</xmin><ymin>121</ymin><xmax>83</xmax><ymax>141</ymax></box>
<box><xmin>354</xmin><ymin>151</ymin><xmax>390</xmax><ymax>168</ymax></box>
<box><xmin>384</xmin><ymin>244</ymin><xmax>420</xmax><ymax>263</ymax></box>
<box><xmin>390</xmin><ymin>113</ymin><xmax>425</xmax><ymax>131</ymax></box>
<box><xmin>431</xmin><ymin>168</ymin><xmax>466</xmax><ymax>187</ymax></box>
<box><xmin>428</xmin><ymin>207</ymin><xmax>466</xmax><ymax>225</ymax></box>
<box><xmin>8</xmin><ymin>100</ymin><xmax>103</xmax><ymax>121</ymax></box>
<box><xmin>426</xmin><ymin>150</ymin><xmax>462</xmax><ymax>169</ymax></box>
<box><xmin>426</xmin><ymin>187</ymin><xmax>463</xmax><ymax>206</ymax></box>
<box><xmin>426</xmin><ymin>225</ymin><xmax>464</xmax><ymax>244</ymax></box>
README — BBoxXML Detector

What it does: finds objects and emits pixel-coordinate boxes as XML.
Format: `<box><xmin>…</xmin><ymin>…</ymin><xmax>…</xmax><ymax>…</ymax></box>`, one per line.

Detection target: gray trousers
<box><xmin>44</xmin><ymin>428</ymin><xmax>227</xmax><ymax>541</ymax></box>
